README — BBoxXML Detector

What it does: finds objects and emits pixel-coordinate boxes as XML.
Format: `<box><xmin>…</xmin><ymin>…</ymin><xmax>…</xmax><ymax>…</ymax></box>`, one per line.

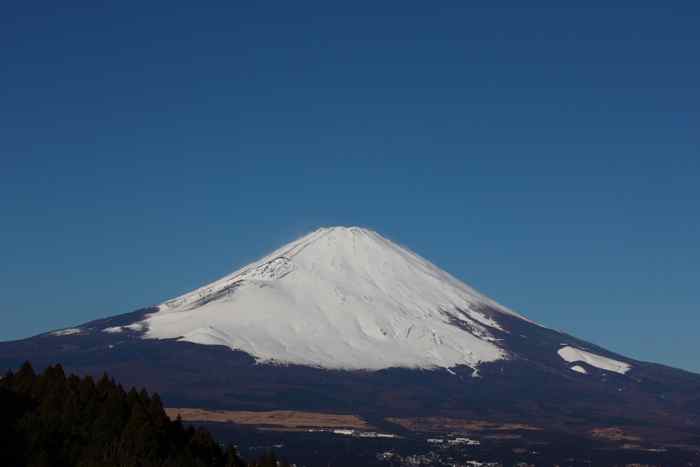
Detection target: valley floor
<box><xmin>167</xmin><ymin>408</ymin><xmax>700</xmax><ymax>467</ymax></box>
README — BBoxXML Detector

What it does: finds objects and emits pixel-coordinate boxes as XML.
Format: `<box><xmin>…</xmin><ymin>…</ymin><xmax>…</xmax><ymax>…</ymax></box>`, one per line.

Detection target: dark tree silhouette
<box><xmin>0</xmin><ymin>362</ymin><xmax>248</xmax><ymax>467</ymax></box>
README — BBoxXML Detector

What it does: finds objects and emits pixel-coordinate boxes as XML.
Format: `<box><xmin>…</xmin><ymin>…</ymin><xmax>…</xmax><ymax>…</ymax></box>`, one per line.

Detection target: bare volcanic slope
<box><xmin>1</xmin><ymin>226</ymin><xmax>699</xmax><ymax>443</ymax></box>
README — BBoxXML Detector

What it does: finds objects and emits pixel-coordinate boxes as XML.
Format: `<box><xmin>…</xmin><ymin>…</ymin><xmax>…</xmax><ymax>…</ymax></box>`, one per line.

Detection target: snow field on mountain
<box><xmin>558</xmin><ymin>346</ymin><xmax>631</xmax><ymax>375</ymax></box>
<box><xmin>130</xmin><ymin>227</ymin><xmax>529</xmax><ymax>370</ymax></box>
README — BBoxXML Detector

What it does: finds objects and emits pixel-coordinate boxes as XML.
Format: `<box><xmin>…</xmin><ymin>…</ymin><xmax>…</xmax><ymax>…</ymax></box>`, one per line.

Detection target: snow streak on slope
<box><xmin>123</xmin><ymin>227</ymin><xmax>532</xmax><ymax>371</ymax></box>
<box><xmin>558</xmin><ymin>346</ymin><xmax>631</xmax><ymax>375</ymax></box>
<box><xmin>50</xmin><ymin>328</ymin><xmax>83</xmax><ymax>336</ymax></box>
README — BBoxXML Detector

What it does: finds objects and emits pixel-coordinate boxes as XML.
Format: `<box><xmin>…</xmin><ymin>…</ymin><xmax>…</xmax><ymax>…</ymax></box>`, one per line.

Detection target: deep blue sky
<box><xmin>2</xmin><ymin>2</ymin><xmax>699</xmax><ymax>372</ymax></box>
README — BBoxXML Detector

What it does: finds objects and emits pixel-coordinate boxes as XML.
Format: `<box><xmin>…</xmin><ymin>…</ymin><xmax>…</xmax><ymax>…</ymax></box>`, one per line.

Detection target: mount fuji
<box><xmin>110</xmin><ymin>226</ymin><xmax>526</xmax><ymax>372</ymax></box>
<box><xmin>1</xmin><ymin>226</ymin><xmax>699</xmax><ymax>441</ymax></box>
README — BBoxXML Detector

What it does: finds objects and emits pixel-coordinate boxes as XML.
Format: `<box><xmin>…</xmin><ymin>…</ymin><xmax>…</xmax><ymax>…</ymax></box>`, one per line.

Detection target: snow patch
<box><xmin>558</xmin><ymin>346</ymin><xmax>631</xmax><ymax>375</ymax></box>
<box><xmin>103</xmin><ymin>322</ymin><xmax>147</xmax><ymax>334</ymax></box>
<box><xmin>51</xmin><ymin>328</ymin><xmax>82</xmax><ymax>336</ymax></box>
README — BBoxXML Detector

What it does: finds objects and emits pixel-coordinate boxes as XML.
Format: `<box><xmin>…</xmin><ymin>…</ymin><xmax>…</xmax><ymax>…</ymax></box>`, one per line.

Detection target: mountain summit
<box><xmin>111</xmin><ymin>226</ymin><xmax>528</xmax><ymax>370</ymax></box>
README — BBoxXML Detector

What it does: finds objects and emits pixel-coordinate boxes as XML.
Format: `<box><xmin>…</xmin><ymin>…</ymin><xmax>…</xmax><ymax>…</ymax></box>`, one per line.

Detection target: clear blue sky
<box><xmin>2</xmin><ymin>2</ymin><xmax>698</xmax><ymax>372</ymax></box>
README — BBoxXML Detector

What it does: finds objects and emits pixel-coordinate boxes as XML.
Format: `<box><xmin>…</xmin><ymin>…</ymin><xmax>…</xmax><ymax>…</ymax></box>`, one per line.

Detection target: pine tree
<box><xmin>0</xmin><ymin>363</ymin><xmax>261</xmax><ymax>467</ymax></box>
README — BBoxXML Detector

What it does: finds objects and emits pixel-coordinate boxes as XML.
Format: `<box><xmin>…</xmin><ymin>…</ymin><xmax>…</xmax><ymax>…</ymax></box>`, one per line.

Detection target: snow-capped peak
<box><xmin>120</xmin><ymin>226</ymin><xmax>533</xmax><ymax>370</ymax></box>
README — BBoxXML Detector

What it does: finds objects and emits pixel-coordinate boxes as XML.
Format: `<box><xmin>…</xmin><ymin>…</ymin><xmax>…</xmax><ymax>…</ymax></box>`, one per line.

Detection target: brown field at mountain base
<box><xmin>165</xmin><ymin>408</ymin><xmax>371</xmax><ymax>430</ymax></box>
<box><xmin>386</xmin><ymin>417</ymin><xmax>541</xmax><ymax>432</ymax></box>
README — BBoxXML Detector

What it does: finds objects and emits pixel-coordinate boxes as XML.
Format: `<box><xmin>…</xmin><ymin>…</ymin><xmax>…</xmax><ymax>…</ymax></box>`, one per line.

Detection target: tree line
<box><xmin>0</xmin><ymin>362</ymin><xmax>291</xmax><ymax>467</ymax></box>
